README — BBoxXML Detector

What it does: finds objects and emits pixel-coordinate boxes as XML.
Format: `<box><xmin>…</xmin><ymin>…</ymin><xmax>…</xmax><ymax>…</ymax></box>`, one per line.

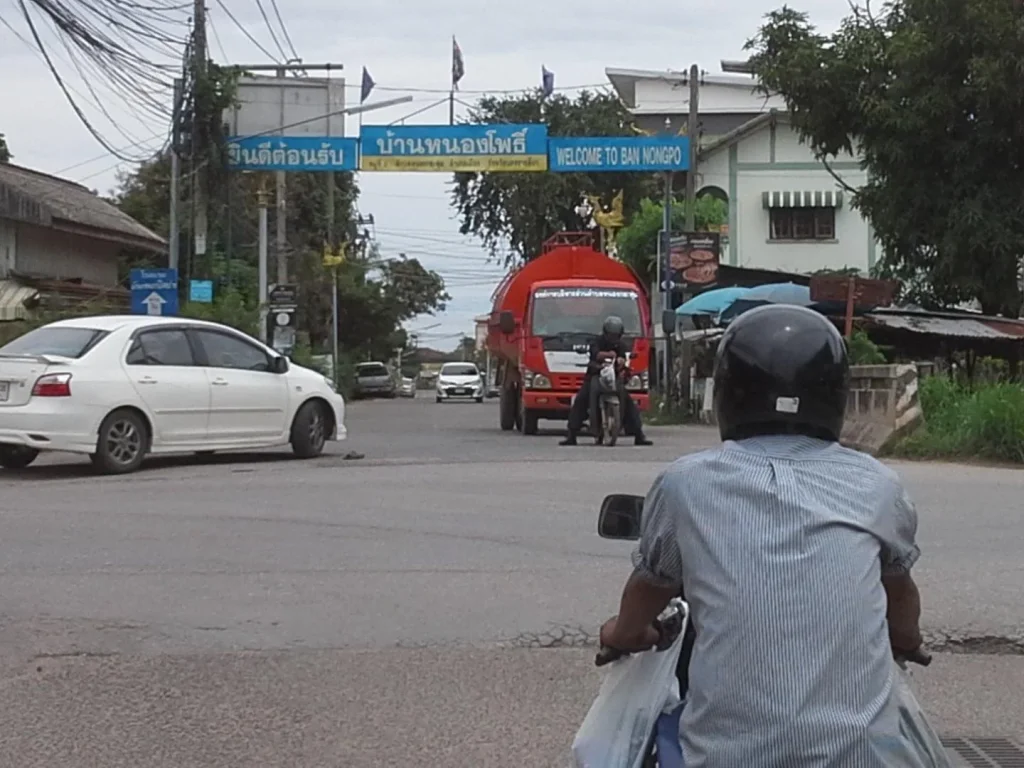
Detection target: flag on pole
<box><xmin>541</xmin><ymin>66</ymin><xmax>555</xmax><ymax>98</ymax></box>
<box><xmin>452</xmin><ymin>36</ymin><xmax>465</xmax><ymax>90</ymax></box>
<box><xmin>360</xmin><ymin>66</ymin><xmax>375</xmax><ymax>103</ymax></box>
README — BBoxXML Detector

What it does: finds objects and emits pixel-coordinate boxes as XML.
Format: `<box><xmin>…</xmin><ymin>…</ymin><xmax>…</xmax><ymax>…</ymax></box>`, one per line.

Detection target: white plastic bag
<box><xmin>892</xmin><ymin>662</ymin><xmax>953</xmax><ymax>768</ymax></box>
<box><xmin>571</xmin><ymin>600</ymin><xmax>688</xmax><ymax>768</ymax></box>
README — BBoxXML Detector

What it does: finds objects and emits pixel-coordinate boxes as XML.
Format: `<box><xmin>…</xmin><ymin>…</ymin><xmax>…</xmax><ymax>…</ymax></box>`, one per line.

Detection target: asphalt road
<box><xmin>1</xmin><ymin>395</ymin><xmax>1022</xmax><ymax>767</ymax></box>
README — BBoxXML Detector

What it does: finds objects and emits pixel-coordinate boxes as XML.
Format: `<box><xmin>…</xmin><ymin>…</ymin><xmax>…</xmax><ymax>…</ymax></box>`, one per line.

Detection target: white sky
<box><xmin>0</xmin><ymin>0</ymin><xmax>846</xmax><ymax>351</ymax></box>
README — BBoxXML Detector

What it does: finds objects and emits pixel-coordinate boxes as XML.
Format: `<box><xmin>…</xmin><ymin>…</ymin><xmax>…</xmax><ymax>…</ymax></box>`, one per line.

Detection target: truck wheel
<box><xmin>518</xmin><ymin>402</ymin><xmax>539</xmax><ymax>435</ymax></box>
<box><xmin>499</xmin><ymin>385</ymin><xmax>517</xmax><ymax>431</ymax></box>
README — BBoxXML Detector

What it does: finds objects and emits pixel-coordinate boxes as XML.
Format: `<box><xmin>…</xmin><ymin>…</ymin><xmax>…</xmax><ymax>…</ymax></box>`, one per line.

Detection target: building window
<box><xmin>769</xmin><ymin>207</ymin><xmax>836</xmax><ymax>241</ymax></box>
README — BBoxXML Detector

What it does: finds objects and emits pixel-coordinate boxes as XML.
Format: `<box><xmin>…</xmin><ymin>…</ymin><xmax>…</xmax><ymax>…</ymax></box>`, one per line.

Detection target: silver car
<box><xmin>399</xmin><ymin>377</ymin><xmax>416</xmax><ymax>397</ymax></box>
<box><xmin>354</xmin><ymin>362</ymin><xmax>396</xmax><ymax>399</ymax></box>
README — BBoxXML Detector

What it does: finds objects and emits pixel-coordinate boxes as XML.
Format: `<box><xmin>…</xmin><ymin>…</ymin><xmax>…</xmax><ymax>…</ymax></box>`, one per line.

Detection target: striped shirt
<box><xmin>632</xmin><ymin>436</ymin><xmax>925</xmax><ymax>767</ymax></box>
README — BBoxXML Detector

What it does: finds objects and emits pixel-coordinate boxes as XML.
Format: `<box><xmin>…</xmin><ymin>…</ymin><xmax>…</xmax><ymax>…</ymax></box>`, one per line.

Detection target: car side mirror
<box><xmin>598</xmin><ymin>494</ymin><xmax>645</xmax><ymax>540</ymax></box>
<box><xmin>498</xmin><ymin>311</ymin><xmax>516</xmax><ymax>335</ymax></box>
<box><xmin>662</xmin><ymin>309</ymin><xmax>677</xmax><ymax>336</ymax></box>
<box><xmin>271</xmin><ymin>355</ymin><xmax>289</xmax><ymax>374</ymax></box>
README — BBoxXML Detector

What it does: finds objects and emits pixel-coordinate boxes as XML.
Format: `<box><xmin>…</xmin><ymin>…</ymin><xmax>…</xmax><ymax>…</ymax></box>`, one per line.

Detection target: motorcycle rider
<box><xmin>598</xmin><ymin>305</ymin><xmax>929</xmax><ymax>767</ymax></box>
<box><xmin>560</xmin><ymin>315</ymin><xmax>652</xmax><ymax>446</ymax></box>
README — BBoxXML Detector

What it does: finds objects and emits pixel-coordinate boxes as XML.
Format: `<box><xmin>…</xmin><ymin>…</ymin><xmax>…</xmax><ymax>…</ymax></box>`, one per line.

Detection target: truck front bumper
<box><xmin>521</xmin><ymin>391</ymin><xmax>650</xmax><ymax>412</ymax></box>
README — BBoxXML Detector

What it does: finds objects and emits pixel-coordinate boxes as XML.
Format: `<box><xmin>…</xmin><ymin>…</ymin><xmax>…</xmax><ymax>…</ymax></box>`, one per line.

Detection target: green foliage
<box><xmin>746</xmin><ymin>1</ymin><xmax>1024</xmax><ymax>316</ymax></box>
<box><xmin>180</xmin><ymin>285</ymin><xmax>260</xmax><ymax>337</ymax></box>
<box><xmin>0</xmin><ymin>133</ymin><xmax>10</xmax><ymax>163</ymax></box>
<box><xmin>847</xmin><ymin>330</ymin><xmax>885</xmax><ymax>365</ymax></box>
<box><xmin>891</xmin><ymin>376</ymin><xmax>1024</xmax><ymax>463</ymax></box>
<box><xmin>450</xmin><ymin>89</ymin><xmax>662</xmax><ymax>265</ymax></box>
<box><xmin>615</xmin><ymin>197</ymin><xmax>728</xmax><ymax>287</ymax></box>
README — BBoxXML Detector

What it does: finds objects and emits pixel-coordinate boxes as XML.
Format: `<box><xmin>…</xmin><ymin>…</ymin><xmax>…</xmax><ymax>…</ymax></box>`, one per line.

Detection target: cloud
<box><xmin>1</xmin><ymin>0</ymin><xmax>851</xmax><ymax>338</ymax></box>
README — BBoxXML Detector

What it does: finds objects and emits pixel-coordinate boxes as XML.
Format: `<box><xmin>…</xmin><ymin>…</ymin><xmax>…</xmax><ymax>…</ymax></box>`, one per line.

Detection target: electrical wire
<box><xmin>212</xmin><ymin>0</ymin><xmax>279</xmax><ymax>62</ymax></box>
<box><xmin>267</xmin><ymin>0</ymin><xmax>298</xmax><ymax>61</ymax></box>
<box><xmin>252</xmin><ymin>0</ymin><xmax>287</xmax><ymax>61</ymax></box>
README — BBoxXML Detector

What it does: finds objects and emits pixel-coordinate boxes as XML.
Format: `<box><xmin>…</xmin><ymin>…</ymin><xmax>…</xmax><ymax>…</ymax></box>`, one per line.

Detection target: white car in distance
<box><xmin>435</xmin><ymin>362</ymin><xmax>485</xmax><ymax>403</ymax></box>
<box><xmin>0</xmin><ymin>315</ymin><xmax>347</xmax><ymax>474</ymax></box>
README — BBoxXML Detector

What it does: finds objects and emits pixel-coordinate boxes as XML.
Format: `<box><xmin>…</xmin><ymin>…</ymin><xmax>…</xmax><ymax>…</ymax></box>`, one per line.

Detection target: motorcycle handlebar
<box><xmin>597</xmin><ymin>642</ymin><xmax>933</xmax><ymax>670</ymax></box>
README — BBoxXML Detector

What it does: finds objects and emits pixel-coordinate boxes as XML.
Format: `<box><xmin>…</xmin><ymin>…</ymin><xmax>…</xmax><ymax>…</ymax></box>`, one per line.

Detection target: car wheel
<box><xmin>0</xmin><ymin>445</ymin><xmax>39</xmax><ymax>470</ymax></box>
<box><xmin>92</xmin><ymin>408</ymin><xmax>148</xmax><ymax>475</ymax></box>
<box><xmin>435</xmin><ymin>396</ymin><xmax>442</xmax><ymax>403</ymax></box>
<box><xmin>291</xmin><ymin>400</ymin><xmax>328</xmax><ymax>459</ymax></box>
<box><xmin>475</xmin><ymin>397</ymin><xmax>484</xmax><ymax>403</ymax></box>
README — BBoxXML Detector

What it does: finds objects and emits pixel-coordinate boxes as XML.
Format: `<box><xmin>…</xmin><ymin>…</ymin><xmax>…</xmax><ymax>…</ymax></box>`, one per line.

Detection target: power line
<box><xmin>211</xmin><ymin>0</ymin><xmax>279</xmax><ymax>62</ymax></box>
<box><xmin>267</xmin><ymin>0</ymin><xmax>298</xmax><ymax>61</ymax></box>
<box><xmin>252</xmin><ymin>0</ymin><xmax>287</xmax><ymax>61</ymax></box>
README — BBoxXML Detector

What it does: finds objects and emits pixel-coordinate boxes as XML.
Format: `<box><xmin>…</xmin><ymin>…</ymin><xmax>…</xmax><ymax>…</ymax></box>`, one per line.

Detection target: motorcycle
<box><xmin>574</xmin><ymin>493</ymin><xmax>946</xmax><ymax>768</ymax></box>
<box><xmin>589</xmin><ymin>354</ymin><xmax>629</xmax><ymax>446</ymax></box>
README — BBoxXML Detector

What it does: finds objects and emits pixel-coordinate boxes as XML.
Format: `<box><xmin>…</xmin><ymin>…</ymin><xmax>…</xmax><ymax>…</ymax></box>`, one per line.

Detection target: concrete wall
<box><xmin>11</xmin><ymin>221</ymin><xmax>121</xmax><ymax>284</ymax></box>
<box><xmin>840</xmin><ymin>364</ymin><xmax>923</xmax><ymax>454</ymax></box>
<box><xmin>683</xmin><ymin>362</ymin><xmax>923</xmax><ymax>456</ymax></box>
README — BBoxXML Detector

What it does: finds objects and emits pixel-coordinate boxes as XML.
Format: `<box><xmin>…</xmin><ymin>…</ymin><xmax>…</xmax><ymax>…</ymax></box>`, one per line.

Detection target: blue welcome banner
<box><xmin>359</xmin><ymin>124</ymin><xmax>548</xmax><ymax>172</ymax></box>
<box><xmin>548</xmin><ymin>136</ymin><xmax>690</xmax><ymax>172</ymax></box>
<box><xmin>227</xmin><ymin>136</ymin><xmax>358</xmax><ymax>172</ymax></box>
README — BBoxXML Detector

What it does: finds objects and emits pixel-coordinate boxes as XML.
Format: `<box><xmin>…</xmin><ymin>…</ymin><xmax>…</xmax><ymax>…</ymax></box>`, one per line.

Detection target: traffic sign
<box><xmin>548</xmin><ymin>136</ymin><xmax>690</xmax><ymax>173</ymax></box>
<box><xmin>130</xmin><ymin>268</ymin><xmax>178</xmax><ymax>316</ymax></box>
<box><xmin>189</xmin><ymin>279</ymin><xmax>213</xmax><ymax>303</ymax></box>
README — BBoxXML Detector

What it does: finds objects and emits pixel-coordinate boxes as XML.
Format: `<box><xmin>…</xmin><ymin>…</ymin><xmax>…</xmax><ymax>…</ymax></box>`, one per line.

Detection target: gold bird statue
<box><xmin>585</xmin><ymin>190</ymin><xmax>626</xmax><ymax>256</ymax></box>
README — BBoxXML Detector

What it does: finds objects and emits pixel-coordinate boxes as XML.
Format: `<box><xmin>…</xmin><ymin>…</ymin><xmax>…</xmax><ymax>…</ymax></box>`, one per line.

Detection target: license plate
<box><xmin>0</xmin><ymin>382</ymin><xmax>8</xmax><ymax>402</ymax></box>
<box><xmin>455</xmin><ymin>388</ymin><xmax>467</xmax><ymax>394</ymax></box>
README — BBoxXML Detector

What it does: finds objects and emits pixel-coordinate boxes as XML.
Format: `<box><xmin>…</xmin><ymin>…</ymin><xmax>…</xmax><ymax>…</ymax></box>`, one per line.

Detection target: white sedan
<box><xmin>0</xmin><ymin>315</ymin><xmax>347</xmax><ymax>474</ymax></box>
<box><xmin>435</xmin><ymin>362</ymin><xmax>485</xmax><ymax>403</ymax></box>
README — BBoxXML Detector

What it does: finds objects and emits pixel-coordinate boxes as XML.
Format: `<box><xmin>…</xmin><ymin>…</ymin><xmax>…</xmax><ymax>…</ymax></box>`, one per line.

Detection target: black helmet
<box><xmin>713</xmin><ymin>304</ymin><xmax>849</xmax><ymax>442</ymax></box>
<box><xmin>602</xmin><ymin>315</ymin><xmax>624</xmax><ymax>339</ymax></box>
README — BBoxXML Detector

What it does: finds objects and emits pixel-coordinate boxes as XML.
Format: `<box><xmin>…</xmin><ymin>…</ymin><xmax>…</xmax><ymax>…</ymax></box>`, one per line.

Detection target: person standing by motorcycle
<box><xmin>560</xmin><ymin>316</ymin><xmax>652</xmax><ymax>447</ymax></box>
<box><xmin>597</xmin><ymin>305</ymin><xmax>931</xmax><ymax>767</ymax></box>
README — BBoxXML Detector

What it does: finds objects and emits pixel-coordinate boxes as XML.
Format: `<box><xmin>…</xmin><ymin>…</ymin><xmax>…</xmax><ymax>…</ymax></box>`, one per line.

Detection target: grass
<box><xmin>888</xmin><ymin>375</ymin><xmax>1024</xmax><ymax>463</ymax></box>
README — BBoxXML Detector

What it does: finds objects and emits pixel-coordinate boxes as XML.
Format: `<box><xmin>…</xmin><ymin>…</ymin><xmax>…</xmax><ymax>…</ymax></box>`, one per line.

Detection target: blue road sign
<box><xmin>359</xmin><ymin>124</ymin><xmax>548</xmax><ymax>172</ymax></box>
<box><xmin>189</xmin><ymin>279</ymin><xmax>213</xmax><ymax>303</ymax></box>
<box><xmin>548</xmin><ymin>136</ymin><xmax>690</xmax><ymax>173</ymax></box>
<box><xmin>227</xmin><ymin>136</ymin><xmax>358</xmax><ymax>172</ymax></box>
<box><xmin>130</xmin><ymin>268</ymin><xmax>178</xmax><ymax>316</ymax></box>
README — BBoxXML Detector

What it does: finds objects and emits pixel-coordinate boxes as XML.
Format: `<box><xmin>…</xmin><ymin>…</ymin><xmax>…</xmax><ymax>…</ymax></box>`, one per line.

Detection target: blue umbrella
<box><xmin>675</xmin><ymin>286</ymin><xmax>751</xmax><ymax>316</ymax></box>
<box><xmin>718</xmin><ymin>282</ymin><xmax>814</xmax><ymax>323</ymax></box>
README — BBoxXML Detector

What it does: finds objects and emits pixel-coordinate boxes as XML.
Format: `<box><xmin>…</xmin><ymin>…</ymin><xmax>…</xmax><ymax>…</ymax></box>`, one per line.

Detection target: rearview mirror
<box><xmin>271</xmin><ymin>355</ymin><xmax>289</xmax><ymax>374</ymax></box>
<box><xmin>598</xmin><ymin>494</ymin><xmax>645</xmax><ymax>540</ymax></box>
<box><xmin>498</xmin><ymin>311</ymin><xmax>516</xmax><ymax>335</ymax></box>
<box><xmin>662</xmin><ymin>309</ymin><xmax>677</xmax><ymax>336</ymax></box>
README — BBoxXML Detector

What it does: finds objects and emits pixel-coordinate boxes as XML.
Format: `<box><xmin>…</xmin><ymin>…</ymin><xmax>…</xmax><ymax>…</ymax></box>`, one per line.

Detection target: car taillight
<box><xmin>32</xmin><ymin>373</ymin><xmax>72</xmax><ymax>397</ymax></box>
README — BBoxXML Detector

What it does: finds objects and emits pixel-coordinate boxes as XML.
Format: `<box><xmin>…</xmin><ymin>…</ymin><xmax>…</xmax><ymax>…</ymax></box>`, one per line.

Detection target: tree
<box><xmin>746</xmin><ymin>1</ymin><xmax>1024</xmax><ymax>316</ymax></box>
<box><xmin>616</xmin><ymin>197</ymin><xmax>728</xmax><ymax>286</ymax></box>
<box><xmin>450</xmin><ymin>89</ymin><xmax>661</xmax><ymax>266</ymax></box>
<box><xmin>0</xmin><ymin>133</ymin><xmax>10</xmax><ymax>163</ymax></box>
<box><xmin>112</xmin><ymin>155</ymin><xmax>448</xmax><ymax>361</ymax></box>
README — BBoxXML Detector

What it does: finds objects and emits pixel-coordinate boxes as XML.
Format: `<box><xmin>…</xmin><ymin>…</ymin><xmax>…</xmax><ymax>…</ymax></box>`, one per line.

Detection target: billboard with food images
<box><xmin>663</xmin><ymin>232</ymin><xmax>721</xmax><ymax>289</ymax></box>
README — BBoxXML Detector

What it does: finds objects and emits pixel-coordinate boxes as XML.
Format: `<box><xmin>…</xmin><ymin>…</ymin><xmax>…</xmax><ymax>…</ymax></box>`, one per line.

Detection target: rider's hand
<box><xmin>599</xmin><ymin>615</ymin><xmax>660</xmax><ymax>652</ymax></box>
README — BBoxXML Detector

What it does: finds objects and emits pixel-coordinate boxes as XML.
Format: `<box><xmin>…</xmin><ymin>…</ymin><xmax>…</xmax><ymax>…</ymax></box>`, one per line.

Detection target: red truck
<box><xmin>488</xmin><ymin>232</ymin><xmax>652</xmax><ymax>435</ymax></box>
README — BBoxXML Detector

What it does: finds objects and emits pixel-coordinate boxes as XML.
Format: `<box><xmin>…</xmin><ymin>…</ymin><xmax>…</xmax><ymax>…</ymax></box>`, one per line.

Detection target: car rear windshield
<box><xmin>0</xmin><ymin>327</ymin><xmax>108</xmax><ymax>359</ymax></box>
<box><xmin>441</xmin><ymin>364</ymin><xmax>478</xmax><ymax>376</ymax></box>
<box><xmin>357</xmin><ymin>364</ymin><xmax>388</xmax><ymax>377</ymax></box>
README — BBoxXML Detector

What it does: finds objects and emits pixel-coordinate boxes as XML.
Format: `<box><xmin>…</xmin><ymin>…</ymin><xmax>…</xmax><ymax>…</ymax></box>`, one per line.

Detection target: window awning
<box><xmin>762</xmin><ymin>190</ymin><xmax>843</xmax><ymax>209</ymax></box>
<box><xmin>0</xmin><ymin>279</ymin><xmax>40</xmax><ymax>322</ymax></box>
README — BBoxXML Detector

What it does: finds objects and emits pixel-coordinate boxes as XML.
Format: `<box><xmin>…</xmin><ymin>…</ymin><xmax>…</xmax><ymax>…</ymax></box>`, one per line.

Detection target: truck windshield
<box><xmin>531</xmin><ymin>287</ymin><xmax>643</xmax><ymax>337</ymax></box>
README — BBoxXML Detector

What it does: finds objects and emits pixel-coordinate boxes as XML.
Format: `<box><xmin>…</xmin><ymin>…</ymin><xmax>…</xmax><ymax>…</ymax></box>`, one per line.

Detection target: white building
<box><xmin>605</xmin><ymin>68</ymin><xmax>879</xmax><ymax>276</ymax></box>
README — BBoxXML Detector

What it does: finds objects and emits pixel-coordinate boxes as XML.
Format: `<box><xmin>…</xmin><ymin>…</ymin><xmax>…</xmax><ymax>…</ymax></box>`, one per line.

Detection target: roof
<box><xmin>0</xmin><ymin>163</ymin><xmax>165</xmax><ymax>252</ymax></box>
<box><xmin>863</xmin><ymin>309</ymin><xmax>1024</xmax><ymax>340</ymax></box>
<box><xmin>699</xmin><ymin>111</ymin><xmax>780</xmax><ymax>159</ymax></box>
<box><xmin>604</xmin><ymin>67</ymin><xmax>760</xmax><ymax>109</ymax></box>
<box><xmin>45</xmin><ymin>314</ymin><xmax>219</xmax><ymax>332</ymax></box>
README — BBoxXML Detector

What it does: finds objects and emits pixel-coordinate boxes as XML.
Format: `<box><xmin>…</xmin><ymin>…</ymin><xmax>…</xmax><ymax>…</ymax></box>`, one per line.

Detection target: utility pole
<box><xmin>192</xmin><ymin>0</ymin><xmax>208</xmax><ymax>274</ymax></box>
<box><xmin>678</xmin><ymin>64</ymin><xmax>701</xmax><ymax>416</ymax></box>
<box><xmin>658</xmin><ymin>117</ymin><xmax>673</xmax><ymax>394</ymax></box>
<box><xmin>168</xmin><ymin>78</ymin><xmax>183</xmax><ymax>271</ymax></box>
<box><xmin>257</xmin><ymin>184</ymin><xmax>270</xmax><ymax>343</ymax></box>
<box><xmin>275</xmin><ymin>64</ymin><xmax>288</xmax><ymax>285</ymax></box>
<box><xmin>684</xmin><ymin>64</ymin><xmax>700</xmax><ymax>232</ymax></box>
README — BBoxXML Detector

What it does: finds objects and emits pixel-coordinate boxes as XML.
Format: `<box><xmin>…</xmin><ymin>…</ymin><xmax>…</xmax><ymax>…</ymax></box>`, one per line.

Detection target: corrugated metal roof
<box><xmin>0</xmin><ymin>163</ymin><xmax>165</xmax><ymax>249</ymax></box>
<box><xmin>865</xmin><ymin>312</ymin><xmax>1024</xmax><ymax>339</ymax></box>
<box><xmin>0</xmin><ymin>279</ymin><xmax>40</xmax><ymax>321</ymax></box>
